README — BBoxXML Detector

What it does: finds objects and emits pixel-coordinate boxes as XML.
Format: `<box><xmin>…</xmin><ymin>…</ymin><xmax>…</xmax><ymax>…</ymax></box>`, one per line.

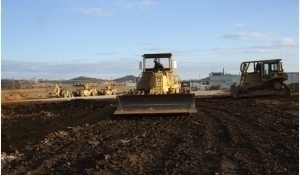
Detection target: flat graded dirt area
<box><xmin>1</xmin><ymin>93</ymin><xmax>299</xmax><ymax>175</ymax></box>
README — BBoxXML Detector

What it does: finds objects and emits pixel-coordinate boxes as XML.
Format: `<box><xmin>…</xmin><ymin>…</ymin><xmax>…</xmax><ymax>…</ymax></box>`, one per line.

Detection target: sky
<box><xmin>1</xmin><ymin>0</ymin><xmax>299</xmax><ymax>80</ymax></box>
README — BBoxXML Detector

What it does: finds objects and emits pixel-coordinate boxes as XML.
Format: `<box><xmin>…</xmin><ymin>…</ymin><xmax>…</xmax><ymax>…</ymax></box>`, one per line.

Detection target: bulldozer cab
<box><xmin>140</xmin><ymin>53</ymin><xmax>177</xmax><ymax>72</ymax></box>
<box><xmin>136</xmin><ymin>53</ymin><xmax>181</xmax><ymax>94</ymax></box>
<box><xmin>240</xmin><ymin>59</ymin><xmax>287</xmax><ymax>86</ymax></box>
<box><xmin>260</xmin><ymin>60</ymin><xmax>286</xmax><ymax>80</ymax></box>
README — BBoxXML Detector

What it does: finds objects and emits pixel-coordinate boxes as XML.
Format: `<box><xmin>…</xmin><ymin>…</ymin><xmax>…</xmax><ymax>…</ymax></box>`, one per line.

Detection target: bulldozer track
<box><xmin>199</xmin><ymin>104</ymin><xmax>292</xmax><ymax>174</ymax></box>
<box><xmin>1</xmin><ymin>94</ymin><xmax>298</xmax><ymax>174</ymax></box>
<box><xmin>198</xmin><ymin>97</ymin><xmax>298</xmax><ymax>135</ymax></box>
<box><xmin>246</xmin><ymin>79</ymin><xmax>290</xmax><ymax>94</ymax></box>
<box><xmin>199</xmin><ymin>108</ymin><xmax>241</xmax><ymax>174</ymax></box>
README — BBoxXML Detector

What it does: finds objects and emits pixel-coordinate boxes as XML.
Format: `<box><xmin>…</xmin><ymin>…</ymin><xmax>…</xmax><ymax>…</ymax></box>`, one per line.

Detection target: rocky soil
<box><xmin>1</xmin><ymin>94</ymin><xmax>299</xmax><ymax>175</ymax></box>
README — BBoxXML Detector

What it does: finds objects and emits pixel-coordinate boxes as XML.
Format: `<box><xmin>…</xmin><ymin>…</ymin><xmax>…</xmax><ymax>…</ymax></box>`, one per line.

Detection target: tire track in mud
<box><xmin>198</xmin><ymin>106</ymin><xmax>245</xmax><ymax>175</ymax></box>
<box><xmin>202</xmin><ymin>103</ymin><xmax>297</xmax><ymax>139</ymax></box>
<box><xmin>197</xmin><ymin>96</ymin><xmax>298</xmax><ymax>139</ymax></box>
<box><xmin>201</xmin><ymin>98</ymin><xmax>298</xmax><ymax>152</ymax></box>
<box><xmin>199</xmin><ymin>105</ymin><xmax>267</xmax><ymax>174</ymax></box>
<box><xmin>196</xmin><ymin>98</ymin><xmax>298</xmax><ymax>174</ymax></box>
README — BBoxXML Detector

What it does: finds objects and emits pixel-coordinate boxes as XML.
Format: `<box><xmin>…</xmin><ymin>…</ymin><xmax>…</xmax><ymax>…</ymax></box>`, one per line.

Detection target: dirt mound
<box><xmin>1</xmin><ymin>95</ymin><xmax>299</xmax><ymax>174</ymax></box>
<box><xmin>1</xmin><ymin>92</ymin><xmax>29</xmax><ymax>102</ymax></box>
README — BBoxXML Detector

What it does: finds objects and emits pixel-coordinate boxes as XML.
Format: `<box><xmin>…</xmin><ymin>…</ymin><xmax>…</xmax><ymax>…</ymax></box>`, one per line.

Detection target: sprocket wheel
<box><xmin>273</xmin><ymin>82</ymin><xmax>282</xmax><ymax>90</ymax></box>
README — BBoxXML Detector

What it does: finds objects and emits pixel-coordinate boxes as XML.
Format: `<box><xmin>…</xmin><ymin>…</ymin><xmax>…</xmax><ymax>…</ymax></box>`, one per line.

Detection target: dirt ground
<box><xmin>1</xmin><ymin>93</ymin><xmax>299</xmax><ymax>175</ymax></box>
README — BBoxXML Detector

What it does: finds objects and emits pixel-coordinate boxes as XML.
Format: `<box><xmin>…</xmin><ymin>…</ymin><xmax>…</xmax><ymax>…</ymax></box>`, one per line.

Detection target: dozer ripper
<box><xmin>231</xmin><ymin>59</ymin><xmax>290</xmax><ymax>98</ymax></box>
<box><xmin>114</xmin><ymin>53</ymin><xmax>197</xmax><ymax>115</ymax></box>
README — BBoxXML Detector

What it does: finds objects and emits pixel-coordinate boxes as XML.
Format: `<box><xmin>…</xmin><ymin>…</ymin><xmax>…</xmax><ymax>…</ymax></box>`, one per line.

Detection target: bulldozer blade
<box><xmin>114</xmin><ymin>94</ymin><xmax>197</xmax><ymax>115</ymax></box>
<box><xmin>230</xmin><ymin>85</ymin><xmax>239</xmax><ymax>98</ymax></box>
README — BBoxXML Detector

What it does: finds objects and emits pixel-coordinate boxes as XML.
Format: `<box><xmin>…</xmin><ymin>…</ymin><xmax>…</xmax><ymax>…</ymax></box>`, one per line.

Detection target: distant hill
<box><xmin>69</xmin><ymin>76</ymin><xmax>104</xmax><ymax>82</ymax></box>
<box><xmin>69</xmin><ymin>75</ymin><xmax>208</xmax><ymax>83</ymax></box>
<box><xmin>69</xmin><ymin>75</ymin><xmax>137</xmax><ymax>83</ymax></box>
<box><xmin>113</xmin><ymin>75</ymin><xmax>137</xmax><ymax>82</ymax></box>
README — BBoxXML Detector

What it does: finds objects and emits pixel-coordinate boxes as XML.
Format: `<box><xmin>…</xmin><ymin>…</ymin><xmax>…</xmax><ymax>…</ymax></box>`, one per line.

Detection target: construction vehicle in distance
<box><xmin>98</xmin><ymin>85</ymin><xmax>117</xmax><ymax>95</ymax></box>
<box><xmin>104</xmin><ymin>86</ymin><xmax>117</xmax><ymax>95</ymax></box>
<box><xmin>205</xmin><ymin>84</ymin><xmax>220</xmax><ymax>90</ymax></box>
<box><xmin>114</xmin><ymin>53</ymin><xmax>197</xmax><ymax>115</ymax></box>
<box><xmin>50</xmin><ymin>84</ymin><xmax>72</xmax><ymax>98</ymax></box>
<box><xmin>72</xmin><ymin>84</ymin><xmax>97</xmax><ymax>97</ymax></box>
<box><xmin>180</xmin><ymin>81</ymin><xmax>192</xmax><ymax>94</ymax></box>
<box><xmin>231</xmin><ymin>59</ymin><xmax>290</xmax><ymax>98</ymax></box>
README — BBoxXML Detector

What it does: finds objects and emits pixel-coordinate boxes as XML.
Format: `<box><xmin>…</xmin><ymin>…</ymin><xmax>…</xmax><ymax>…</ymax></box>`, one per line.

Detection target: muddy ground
<box><xmin>1</xmin><ymin>94</ymin><xmax>299</xmax><ymax>175</ymax></box>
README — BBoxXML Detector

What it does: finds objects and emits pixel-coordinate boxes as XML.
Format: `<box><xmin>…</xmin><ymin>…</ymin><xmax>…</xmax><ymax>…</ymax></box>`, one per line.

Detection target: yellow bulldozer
<box><xmin>98</xmin><ymin>85</ymin><xmax>117</xmax><ymax>95</ymax></box>
<box><xmin>114</xmin><ymin>53</ymin><xmax>197</xmax><ymax>115</ymax></box>
<box><xmin>104</xmin><ymin>85</ymin><xmax>117</xmax><ymax>95</ymax></box>
<box><xmin>50</xmin><ymin>84</ymin><xmax>72</xmax><ymax>98</ymax></box>
<box><xmin>72</xmin><ymin>84</ymin><xmax>97</xmax><ymax>97</ymax></box>
<box><xmin>180</xmin><ymin>82</ymin><xmax>192</xmax><ymax>94</ymax></box>
<box><xmin>231</xmin><ymin>59</ymin><xmax>290</xmax><ymax>98</ymax></box>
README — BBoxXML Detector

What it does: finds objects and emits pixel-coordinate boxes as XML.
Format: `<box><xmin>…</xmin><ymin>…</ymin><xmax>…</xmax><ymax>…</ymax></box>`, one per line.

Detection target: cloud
<box><xmin>220</xmin><ymin>32</ymin><xmax>298</xmax><ymax>48</ymax></box>
<box><xmin>94</xmin><ymin>52</ymin><xmax>121</xmax><ymax>56</ymax></box>
<box><xmin>270</xmin><ymin>37</ymin><xmax>298</xmax><ymax>47</ymax></box>
<box><xmin>2</xmin><ymin>57</ymin><xmax>238</xmax><ymax>80</ymax></box>
<box><xmin>143</xmin><ymin>47</ymin><xmax>201</xmax><ymax>56</ymax></box>
<box><xmin>210</xmin><ymin>46</ymin><xmax>280</xmax><ymax>55</ymax></box>
<box><xmin>1</xmin><ymin>59</ymin><xmax>140</xmax><ymax>80</ymax></box>
<box><xmin>207</xmin><ymin>46</ymin><xmax>267</xmax><ymax>55</ymax></box>
<box><xmin>242</xmin><ymin>47</ymin><xmax>273</xmax><ymax>53</ymax></box>
<box><xmin>115</xmin><ymin>0</ymin><xmax>156</xmax><ymax>9</ymax></box>
<box><xmin>74</xmin><ymin>1</ymin><xmax>156</xmax><ymax>17</ymax></box>
<box><xmin>249</xmin><ymin>37</ymin><xmax>299</xmax><ymax>51</ymax></box>
<box><xmin>138</xmin><ymin>0</ymin><xmax>156</xmax><ymax>7</ymax></box>
<box><xmin>209</xmin><ymin>47</ymin><xmax>239</xmax><ymax>54</ymax></box>
<box><xmin>2</xmin><ymin>52</ymin><xmax>298</xmax><ymax>80</ymax></box>
<box><xmin>218</xmin><ymin>32</ymin><xmax>298</xmax><ymax>54</ymax></box>
<box><xmin>74</xmin><ymin>7</ymin><xmax>112</xmax><ymax>16</ymax></box>
<box><xmin>231</xmin><ymin>23</ymin><xmax>244</xmax><ymax>27</ymax></box>
<box><xmin>220</xmin><ymin>32</ymin><xmax>269</xmax><ymax>40</ymax></box>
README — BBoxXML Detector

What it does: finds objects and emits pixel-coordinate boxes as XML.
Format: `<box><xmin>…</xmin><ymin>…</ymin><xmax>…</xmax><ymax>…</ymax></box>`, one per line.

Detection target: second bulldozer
<box><xmin>104</xmin><ymin>85</ymin><xmax>117</xmax><ymax>95</ymax></box>
<box><xmin>72</xmin><ymin>84</ymin><xmax>97</xmax><ymax>97</ymax></box>
<box><xmin>50</xmin><ymin>84</ymin><xmax>72</xmax><ymax>98</ymax></box>
<box><xmin>114</xmin><ymin>53</ymin><xmax>197</xmax><ymax>115</ymax></box>
<box><xmin>231</xmin><ymin>59</ymin><xmax>290</xmax><ymax>98</ymax></box>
